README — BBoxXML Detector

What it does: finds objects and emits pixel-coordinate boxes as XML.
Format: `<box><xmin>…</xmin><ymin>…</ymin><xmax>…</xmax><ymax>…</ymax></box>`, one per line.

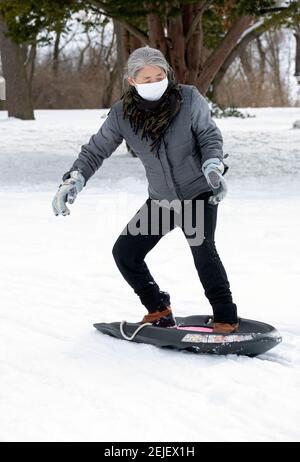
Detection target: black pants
<box><xmin>112</xmin><ymin>193</ymin><xmax>238</xmax><ymax>323</ymax></box>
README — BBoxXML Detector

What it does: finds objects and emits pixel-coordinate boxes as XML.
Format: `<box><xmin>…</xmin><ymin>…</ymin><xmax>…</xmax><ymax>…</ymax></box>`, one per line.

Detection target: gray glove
<box><xmin>52</xmin><ymin>170</ymin><xmax>85</xmax><ymax>216</ymax></box>
<box><xmin>202</xmin><ymin>157</ymin><xmax>228</xmax><ymax>205</ymax></box>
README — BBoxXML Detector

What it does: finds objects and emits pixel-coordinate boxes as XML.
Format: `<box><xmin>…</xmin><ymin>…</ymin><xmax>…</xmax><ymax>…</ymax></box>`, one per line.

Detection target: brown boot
<box><xmin>141</xmin><ymin>307</ymin><xmax>176</xmax><ymax>328</ymax></box>
<box><xmin>212</xmin><ymin>321</ymin><xmax>239</xmax><ymax>334</ymax></box>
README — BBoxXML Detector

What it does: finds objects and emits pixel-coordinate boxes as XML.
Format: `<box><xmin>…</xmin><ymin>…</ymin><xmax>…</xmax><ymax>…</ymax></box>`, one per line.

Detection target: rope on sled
<box><xmin>120</xmin><ymin>320</ymin><xmax>152</xmax><ymax>341</ymax></box>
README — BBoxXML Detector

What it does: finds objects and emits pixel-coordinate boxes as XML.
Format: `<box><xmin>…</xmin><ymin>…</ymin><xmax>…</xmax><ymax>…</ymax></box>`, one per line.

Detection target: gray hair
<box><xmin>123</xmin><ymin>46</ymin><xmax>175</xmax><ymax>92</ymax></box>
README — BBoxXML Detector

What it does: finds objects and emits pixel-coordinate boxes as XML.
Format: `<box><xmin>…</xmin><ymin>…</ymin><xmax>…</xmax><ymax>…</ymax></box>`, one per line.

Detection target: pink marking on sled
<box><xmin>174</xmin><ymin>326</ymin><xmax>213</xmax><ymax>333</ymax></box>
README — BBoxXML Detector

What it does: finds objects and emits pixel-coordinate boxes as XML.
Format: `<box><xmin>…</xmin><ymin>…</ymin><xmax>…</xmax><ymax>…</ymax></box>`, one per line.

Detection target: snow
<box><xmin>0</xmin><ymin>107</ymin><xmax>300</xmax><ymax>442</ymax></box>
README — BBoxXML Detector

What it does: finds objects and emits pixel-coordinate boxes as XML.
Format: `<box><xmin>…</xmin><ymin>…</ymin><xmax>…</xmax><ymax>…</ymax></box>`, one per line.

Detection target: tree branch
<box><xmin>259</xmin><ymin>6</ymin><xmax>295</xmax><ymax>14</ymax></box>
<box><xmin>212</xmin><ymin>2</ymin><xmax>300</xmax><ymax>91</ymax></box>
<box><xmin>213</xmin><ymin>20</ymin><xmax>267</xmax><ymax>90</ymax></box>
<box><xmin>197</xmin><ymin>15</ymin><xmax>254</xmax><ymax>93</ymax></box>
<box><xmin>186</xmin><ymin>0</ymin><xmax>213</xmax><ymax>44</ymax></box>
<box><xmin>89</xmin><ymin>0</ymin><xmax>149</xmax><ymax>45</ymax></box>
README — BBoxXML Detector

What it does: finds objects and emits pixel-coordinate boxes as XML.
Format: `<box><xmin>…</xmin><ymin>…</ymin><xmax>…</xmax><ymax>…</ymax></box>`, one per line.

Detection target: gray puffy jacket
<box><xmin>63</xmin><ymin>84</ymin><xmax>228</xmax><ymax>201</ymax></box>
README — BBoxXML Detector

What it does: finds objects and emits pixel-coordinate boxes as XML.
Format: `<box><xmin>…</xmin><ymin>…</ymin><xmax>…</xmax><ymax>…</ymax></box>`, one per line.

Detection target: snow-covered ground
<box><xmin>0</xmin><ymin>108</ymin><xmax>299</xmax><ymax>442</ymax></box>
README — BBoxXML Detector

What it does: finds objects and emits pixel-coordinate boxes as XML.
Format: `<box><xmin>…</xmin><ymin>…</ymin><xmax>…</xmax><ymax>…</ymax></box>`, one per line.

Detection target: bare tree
<box><xmin>113</xmin><ymin>18</ymin><xmax>126</xmax><ymax>95</ymax></box>
<box><xmin>294</xmin><ymin>24</ymin><xmax>300</xmax><ymax>82</ymax></box>
<box><xmin>265</xmin><ymin>30</ymin><xmax>286</xmax><ymax>105</ymax></box>
<box><xmin>214</xmin><ymin>28</ymin><xmax>293</xmax><ymax>107</ymax></box>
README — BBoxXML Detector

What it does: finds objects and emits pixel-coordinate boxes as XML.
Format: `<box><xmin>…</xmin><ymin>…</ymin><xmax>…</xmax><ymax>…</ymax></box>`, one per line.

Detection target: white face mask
<box><xmin>133</xmin><ymin>76</ymin><xmax>169</xmax><ymax>101</ymax></box>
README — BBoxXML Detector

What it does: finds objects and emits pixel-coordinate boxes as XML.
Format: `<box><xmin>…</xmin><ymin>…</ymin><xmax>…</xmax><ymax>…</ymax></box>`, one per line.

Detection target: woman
<box><xmin>52</xmin><ymin>46</ymin><xmax>239</xmax><ymax>334</ymax></box>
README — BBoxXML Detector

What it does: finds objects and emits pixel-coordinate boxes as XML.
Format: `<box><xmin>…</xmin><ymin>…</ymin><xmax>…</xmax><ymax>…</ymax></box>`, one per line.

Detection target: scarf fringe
<box><xmin>122</xmin><ymin>82</ymin><xmax>182</xmax><ymax>158</ymax></box>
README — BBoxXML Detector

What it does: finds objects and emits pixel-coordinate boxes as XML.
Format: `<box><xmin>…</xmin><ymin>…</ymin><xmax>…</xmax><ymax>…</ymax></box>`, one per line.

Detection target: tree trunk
<box><xmin>239</xmin><ymin>46</ymin><xmax>257</xmax><ymax>103</ymax></box>
<box><xmin>0</xmin><ymin>15</ymin><xmax>34</xmax><ymax>119</ymax></box>
<box><xmin>167</xmin><ymin>11</ymin><xmax>189</xmax><ymax>83</ymax></box>
<box><xmin>256</xmin><ymin>36</ymin><xmax>266</xmax><ymax>85</ymax></box>
<box><xmin>266</xmin><ymin>30</ymin><xmax>285</xmax><ymax>106</ymax></box>
<box><xmin>102</xmin><ymin>62</ymin><xmax>118</xmax><ymax>107</ymax></box>
<box><xmin>183</xmin><ymin>2</ymin><xmax>204</xmax><ymax>84</ymax></box>
<box><xmin>113</xmin><ymin>19</ymin><xmax>126</xmax><ymax>96</ymax></box>
<box><xmin>129</xmin><ymin>33</ymin><xmax>143</xmax><ymax>52</ymax></box>
<box><xmin>294</xmin><ymin>26</ymin><xmax>300</xmax><ymax>81</ymax></box>
<box><xmin>26</xmin><ymin>42</ymin><xmax>37</xmax><ymax>95</ymax></box>
<box><xmin>77</xmin><ymin>33</ymin><xmax>91</xmax><ymax>73</ymax></box>
<box><xmin>147</xmin><ymin>4</ymin><xmax>167</xmax><ymax>55</ymax></box>
<box><xmin>102</xmin><ymin>25</ymin><xmax>118</xmax><ymax>107</ymax></box>
<box><xmin>53</xmin><ymin>29</ymin><xmax>61</xmax><ymax>77</ymax></box>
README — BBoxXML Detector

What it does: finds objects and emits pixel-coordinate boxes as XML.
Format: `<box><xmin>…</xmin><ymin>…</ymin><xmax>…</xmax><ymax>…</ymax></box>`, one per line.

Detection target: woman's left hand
<box><xmin>202</xmin><ymin>158</ymin><xmax>228</xmax><ymax>205</ymax></box>
<box><xmin>208</xmin><ymin>175</ymin><xmax>227</xmax><ymax>205</ymax></box>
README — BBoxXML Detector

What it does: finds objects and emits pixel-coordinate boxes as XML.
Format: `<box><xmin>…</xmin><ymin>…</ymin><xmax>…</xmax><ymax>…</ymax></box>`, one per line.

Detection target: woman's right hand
<box><xmin>52</xmin><ymin>170</ymin><xmax>85</xmax><ymax>216</ymax></box>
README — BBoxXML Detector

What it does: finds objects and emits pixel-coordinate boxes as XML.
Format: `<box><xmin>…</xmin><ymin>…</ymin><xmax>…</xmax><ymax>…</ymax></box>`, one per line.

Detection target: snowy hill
<box><xmin>0</xmin><ymin>108</ymin><xmax>299</xmax><ymax>442</ymax></box>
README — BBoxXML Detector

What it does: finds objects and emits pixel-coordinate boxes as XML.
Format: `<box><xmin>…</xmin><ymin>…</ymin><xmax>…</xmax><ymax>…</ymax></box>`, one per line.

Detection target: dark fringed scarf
<box><xmin>122</xmin><ymin>79</ymin><xmax>182</xmax><ymax>158</ymax></box>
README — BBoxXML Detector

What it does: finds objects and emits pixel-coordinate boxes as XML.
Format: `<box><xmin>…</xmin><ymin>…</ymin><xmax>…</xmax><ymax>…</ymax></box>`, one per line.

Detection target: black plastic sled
<box><xmin>93</xmin><ymin>315</ymin><xmax>282</xmax><ymax>357</ymax></box>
